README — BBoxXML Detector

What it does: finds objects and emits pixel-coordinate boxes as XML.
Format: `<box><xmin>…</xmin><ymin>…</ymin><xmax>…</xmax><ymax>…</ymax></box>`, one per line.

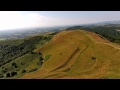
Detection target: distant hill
<box><xmin>83</xmin><ymin>20</ymin><xmax>120</xmax><ymax>26</ymax></box>
<box><xmin>0</xmin><ymin>27</ymin><xmax>62</xmax><ymax>39</ymax></box>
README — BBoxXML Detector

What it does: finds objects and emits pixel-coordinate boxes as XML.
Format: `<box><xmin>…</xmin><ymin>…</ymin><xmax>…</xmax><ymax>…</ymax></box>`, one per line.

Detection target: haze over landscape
<box><xmin>1</xmin><ymin>11</ymin><xmax>120</xmax><ymax>31</ymax></box>
<box><xmin>1</xmin><ymin>11</ymin><xmax>120</xmax><ymax>79</ymax></box>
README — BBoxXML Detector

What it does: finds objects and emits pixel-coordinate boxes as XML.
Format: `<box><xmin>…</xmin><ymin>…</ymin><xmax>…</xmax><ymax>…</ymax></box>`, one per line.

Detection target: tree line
<box><xmin>66</xmin><ymin>25</ymin><xmax>120</xmax><ymax>44</ymax></box>
<box><xmin>0</xmin><ymin>35</ymin><xmax>52</xmax><ymax>67</ymax></box>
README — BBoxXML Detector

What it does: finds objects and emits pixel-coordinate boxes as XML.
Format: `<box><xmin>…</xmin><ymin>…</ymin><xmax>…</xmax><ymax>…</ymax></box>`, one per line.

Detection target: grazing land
<box><xmin>20</xmin><ymin>30</ymin><xmax>120</xmax><ymax>79</ymax></box>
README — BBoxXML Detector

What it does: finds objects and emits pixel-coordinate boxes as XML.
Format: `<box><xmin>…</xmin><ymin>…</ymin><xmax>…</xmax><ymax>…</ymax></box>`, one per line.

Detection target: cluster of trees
<box><xmin>1</xmin><ymin>61</ymin><xmax>29</xmax><ymax>78</ymax></box>
<box><xmin>6</xmin><ymin>71</ymin><xmax>17</xmax><ymax>77</ymax></box>
<box><xmin>0</xmin><ymin>62</ymin><xmax>18</xmax><ymax>78</ymax></box>
<box><xmin>0</xmin><ymin>35</ymin><xmax>52</xmax><ymax>67</ymax></box>
<box><xmin>0</xmin><ymin>31</ymin><xmax>58</xmax><ymax>78</ymax></box>
<box><xmin>66</xmin><ymin>25</ymin><xmax>120</xmax><ymax>44</ymax></box>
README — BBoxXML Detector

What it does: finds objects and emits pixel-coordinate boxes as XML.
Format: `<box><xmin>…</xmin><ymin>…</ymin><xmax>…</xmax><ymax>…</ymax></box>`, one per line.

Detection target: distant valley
<box><xmin>0</xmin><ymin>26</ymin><xmax>68</xmax><ymax>40</ymax></box>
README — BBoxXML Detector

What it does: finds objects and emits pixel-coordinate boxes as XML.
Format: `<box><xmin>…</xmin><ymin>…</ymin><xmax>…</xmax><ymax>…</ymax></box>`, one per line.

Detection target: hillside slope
<box><xmin>0</xmin><ymin>33</ymin><xmax>54</xmax><ymax>78</ymax></box>
<box><xmin>21</xmin><ymin>30</ymin><xmax>120</xmax><ymax>79</ymax></box>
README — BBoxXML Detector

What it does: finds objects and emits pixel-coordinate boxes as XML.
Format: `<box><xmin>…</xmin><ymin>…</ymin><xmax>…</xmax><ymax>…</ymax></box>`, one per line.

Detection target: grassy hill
<box><xmin>1</xmin><ymin>30</ymin><xmax>120</xmax><ymax>79</ymax></box>
<box><xmin>19</xmin><ymin>30</ymin><xmax>120</xmax><ymax>79</ymax></box>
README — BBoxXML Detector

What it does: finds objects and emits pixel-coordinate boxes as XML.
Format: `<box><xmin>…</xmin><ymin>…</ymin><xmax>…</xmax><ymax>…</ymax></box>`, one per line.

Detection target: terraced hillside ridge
<box><xmin>21</xmin><ymin>30</ymin><xmax>120</xmax><ymax>79</ymax></box>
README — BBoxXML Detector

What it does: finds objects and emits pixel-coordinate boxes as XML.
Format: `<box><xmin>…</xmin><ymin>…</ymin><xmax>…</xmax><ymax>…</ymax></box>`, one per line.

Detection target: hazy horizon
<box><xmin>1</xmin><ymin>11</ymin><xmax>120</xmax><ymax>31</ymax></box>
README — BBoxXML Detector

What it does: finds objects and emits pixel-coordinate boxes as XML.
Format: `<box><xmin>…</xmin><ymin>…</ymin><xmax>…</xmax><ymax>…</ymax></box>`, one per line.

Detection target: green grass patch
<box><xmin>44</xmin><ymin>55</ymin><xmax>51</xmax><ymax>61</ymax></box>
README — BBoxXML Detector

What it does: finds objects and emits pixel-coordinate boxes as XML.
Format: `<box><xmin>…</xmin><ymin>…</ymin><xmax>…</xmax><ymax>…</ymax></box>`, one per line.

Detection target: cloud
<box><xmin>0</xmin><ymin>12</ymin><xmax>32</xmax><ymax>30</ymax></box>
<box><xmin>0</xmin><ymin>11</ymin><xmax>52</xmax><ymax>30</ymax></box>
<box><xmin>1</xmin><ymin>11</ymin><xmax>120</xmax><ymax>31</ymax></box>
<box><xmin>0</xmin><ymin>11</ymin><xmax>69</xmax><ymax>30</ymax></box>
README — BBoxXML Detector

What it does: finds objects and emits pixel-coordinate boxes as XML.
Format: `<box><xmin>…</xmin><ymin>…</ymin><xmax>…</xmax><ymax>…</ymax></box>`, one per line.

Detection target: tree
<box><xmin>39</xmin><ymin>56</ymin><xmax>44</xmax><ymax>61</ymax></box>
<box><xmin>30</xmin><ymin>51</ymin><xmax>34</xmax><ymax>54</ymax></box>
<box><xmin>21</xmin><ymin>62</ymin><xmax>24</xmax><ymax>65</ymax></box>
<box><xmin>6</xmin><ymin>73</ymin><xmax>10</xmax><ymax>77</ymax></box>
<box><xmin>12</xmin><ymin>63</ymin><xmax>18</xmax><ymax>68</ymax></box>
<box><xmin>19</xmin><ymin>47</ymin><xmax>24</xmax><ymax>50</ymax></box>
<box><xmin>11</xmin><ymin>72</ymin><xmax>17</xmax><ymax>77</ymax></box>
<box><xmin>21</xmin><ymin>70</ymin><xmax>26</xmax><ymax>73</ymax></box>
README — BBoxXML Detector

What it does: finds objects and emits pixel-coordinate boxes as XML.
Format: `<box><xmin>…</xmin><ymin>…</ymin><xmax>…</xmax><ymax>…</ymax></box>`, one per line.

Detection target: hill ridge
<box><xmin>21</xmin><ymin>30</ymin><xmax>120</xmax><ymax>79</ymax></box>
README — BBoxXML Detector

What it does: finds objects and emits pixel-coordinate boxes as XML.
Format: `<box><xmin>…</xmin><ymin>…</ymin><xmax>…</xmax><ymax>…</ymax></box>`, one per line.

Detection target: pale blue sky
<box><xmin>0</xmin><ymin>11</ymin><xmax>120</xmax><ymax>30</ymax></box>
<box><xmin>31</xmin><ymin>11</ymin><xmax>120</xmax><ymax>19</ymax></box>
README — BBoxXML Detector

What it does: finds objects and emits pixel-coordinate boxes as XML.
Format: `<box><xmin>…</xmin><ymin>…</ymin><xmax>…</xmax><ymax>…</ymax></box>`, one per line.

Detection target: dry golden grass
<box><xmin>20</xmin><ymin>30</ymin><xmax>120</xmax><ymax>79</ymax></box>
<box><xmin>86</xmin><ymin>31</ymin><xmax>109</xmax><ymax>43</ymax></box>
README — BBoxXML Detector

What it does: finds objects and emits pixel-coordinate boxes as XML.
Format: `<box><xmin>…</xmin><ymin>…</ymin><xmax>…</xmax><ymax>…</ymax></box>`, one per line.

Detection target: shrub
<box><xmin>21</xmin><ymin>62</ymin><xmax>24</xmax><ymax>65</ymax></box>
<box><xmin>2</xmin><ymin>66</ymin><xmax>4</xmax><ymax>69</ymax></box>
<box><xmin>39</xmin><ymin>56</ymin><xmax>44</xmax><ymax>61</ymax></box>
<box><xmin>44</xmin><ymin>55</ymin><xmax>51</xmax><ymax>61</ymax></box>
<box><xmin>0</xmin><ymin>75</ymin><xmax>4</xmax><ymax>78</ymax></box>
<box><xmin>12</xmin><ymin>62</ymin><xmax>18</xmax><ymax>68</ymax></box>
<box><xmin>91</xmin><ymin>57</ymin><xmax>96</xmax><ymax>60</ymax></box>
<box><xmin>6</xmin><ymin>73</ymin><xmax>11</xmax><ymax>77</ymax></box>
<box><xmin>21</xmin><ymin>70</ymin><xmax>26</xmax><ymax>73</ymax></box>
<box><xmin>30</xmin><ymin>51</ymin><xmax>34</xmax><ymax>54</ymax></box>
<box><xmin>39</xmin><ymin>61</ymin><xmax>43</xmax><ymax>65</ymax></box>
<box><xmin>11</xmin><ymin>72</ymin><xmax>17</xmax><ymax>77</ymax></box>
<box><xmin>29</xmin><ymin>68</ymin><xmax>38</xmax><ymax>72</ymax></box>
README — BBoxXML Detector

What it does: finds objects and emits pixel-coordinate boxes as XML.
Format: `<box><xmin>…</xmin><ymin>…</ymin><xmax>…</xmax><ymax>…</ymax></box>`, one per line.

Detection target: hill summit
<box><xmin>21</xmin><ymin>30</ymin><xmax>120</xmax><ymax>79</ymax></box>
